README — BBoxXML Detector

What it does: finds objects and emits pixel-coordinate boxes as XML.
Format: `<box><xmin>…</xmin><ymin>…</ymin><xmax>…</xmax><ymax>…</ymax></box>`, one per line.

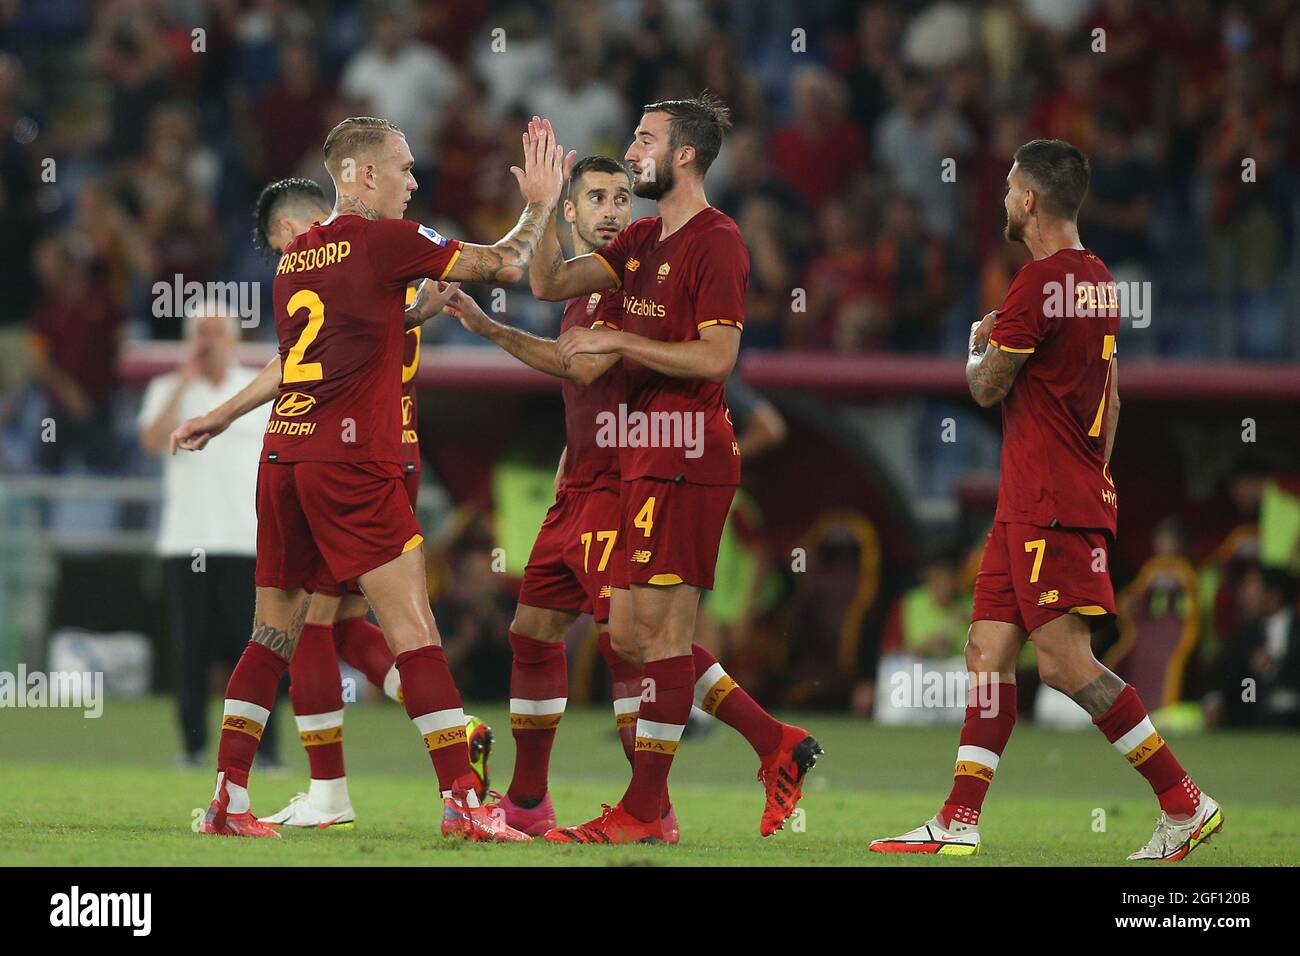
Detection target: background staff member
<box><xmin>138</xmin><ymin>301</ymin><xmax>282</xmax><ymax>768</ymax></box>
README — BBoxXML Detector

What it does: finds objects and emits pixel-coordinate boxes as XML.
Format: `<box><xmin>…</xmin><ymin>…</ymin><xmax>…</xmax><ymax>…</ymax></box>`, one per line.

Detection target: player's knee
<box><xmin>965</xmin><ymin>633</ymin><xmax>1011</xmax><ymax>678</ymax></box>
<box><xmin>608</xmin><ymin>622</ymin><xmax>639</xmax><ymax>663</ymax></box>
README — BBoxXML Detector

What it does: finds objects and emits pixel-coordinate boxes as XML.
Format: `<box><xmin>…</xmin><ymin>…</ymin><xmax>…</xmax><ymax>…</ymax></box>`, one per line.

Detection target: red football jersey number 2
<box><xmin>283</xmin><ymin>289</ymin><xmax>326</xmax><ymax>384</ymax></box>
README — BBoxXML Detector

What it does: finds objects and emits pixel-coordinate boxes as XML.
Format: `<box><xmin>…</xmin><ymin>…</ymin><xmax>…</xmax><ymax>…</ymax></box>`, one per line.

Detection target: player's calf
<box><xmin>202</xmin><ymin>587</ymin><xmax>307</xmax><ymax>835</ymax></box>
<box><xmin>263</xmin><ymin>621</ymin><xmax>354</xmax><ymax>829</ymax></box>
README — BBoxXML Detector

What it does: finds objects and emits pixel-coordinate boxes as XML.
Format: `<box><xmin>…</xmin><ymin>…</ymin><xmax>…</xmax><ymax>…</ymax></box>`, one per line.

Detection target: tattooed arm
<box><xmin>444</xmin><ymin>116</ymin><xmax>575</xmax><ymax>285</ymax></box>
<box><xmin>442</xmin><ymin>288</ymin><xmax>619</xmax><ymax>384</ymax></box>
<box><xmin>528</xmin><ymin>201</ymin><xmax>620</xmax><ymax>301</ymax></box>
<box><xmin>967</xmin><ymin>341</ymin><xmax>1030</xmax><ymax>408</ymax></box>
<box><xmin>444</xmin><ymin>201</ymin><xmax>553</xmax><ymax>284</ymax></box>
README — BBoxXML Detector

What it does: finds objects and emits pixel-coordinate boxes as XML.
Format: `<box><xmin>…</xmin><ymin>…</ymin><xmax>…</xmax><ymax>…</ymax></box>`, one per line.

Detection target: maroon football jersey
<box><xmin>592</xmin><ymin>208</ymin><xmax>747</xmax><ymax>486</ymax></box>
<box><xmin>559</xmin><ymin>289</ymin><xmax>624</xmax><ymax>493</ymax></box>
<box><xmin>400</xmin><ymin>287</ymin><xmax>422</xmax><ymax>473</ymax></box>
<box><xmin>990</xmin><ymin>248</ymin><xmax>1120</xmax><ymax>533</ymax></box>
<box><xmin>264</xmin><ymin>216</ymin><xmax>460</xmax><ymax>464</ymax></box>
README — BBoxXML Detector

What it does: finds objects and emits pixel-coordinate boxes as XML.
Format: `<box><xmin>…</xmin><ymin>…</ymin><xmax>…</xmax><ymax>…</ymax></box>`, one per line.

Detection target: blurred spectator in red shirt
<box><xmin>28</xmin><ymin>236</ymin><xmax>126</xmax><ymax>472</ymax></box>
<box><xmin>1028</xmin><ymin>50</ymin><xmax>1100</xmax><ymax>157</ymax></box>
<box><xmin>771</xmin><ymin>66</ymin><xmax>869</xmax><ymax>212</ymax></box>
<box><xmin>1082</xmin><ymin>0</ymin><xmax>1167</xmax><ymax>126</ymax></box>
<box><xmin>796</xmin><ymin>196</ymin><xmax>891</xmax><ymax>351</ymax></box>
<box><xmin>255</xmin><ymin>41</ymin><xmax>336</xmax><ymax>180</ymax></box>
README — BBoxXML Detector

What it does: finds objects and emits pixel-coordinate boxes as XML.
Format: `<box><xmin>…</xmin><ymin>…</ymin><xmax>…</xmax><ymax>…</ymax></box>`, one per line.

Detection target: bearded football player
<box><xmin>870</xmin><ymin>140</ymin><xmax>1222</xmax><ymax>861</ymax></box>
<box><xmin>523</xmin><ymin>97</ymin><xmax>823</xmax><ymax>844</ymax></box>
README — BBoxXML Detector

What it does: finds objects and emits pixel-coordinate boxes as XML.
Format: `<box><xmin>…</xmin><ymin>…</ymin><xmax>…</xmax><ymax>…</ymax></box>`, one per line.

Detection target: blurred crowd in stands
<box><xmin>0</xmin><ymin>0</ymin><xmax>1297</xmax><ymax>727</ymax></box>
<box><xmin>2</xmin><ymin>0</ymin><xmax>1298</xmax><ymax>367</ymax></box>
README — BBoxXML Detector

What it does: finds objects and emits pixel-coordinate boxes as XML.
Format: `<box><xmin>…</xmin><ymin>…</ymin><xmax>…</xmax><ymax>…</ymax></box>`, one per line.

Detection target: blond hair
<box><xmin>322</xmin><ymin>116</ymin><xmax>405</xmax><ymax>178</ymax></box>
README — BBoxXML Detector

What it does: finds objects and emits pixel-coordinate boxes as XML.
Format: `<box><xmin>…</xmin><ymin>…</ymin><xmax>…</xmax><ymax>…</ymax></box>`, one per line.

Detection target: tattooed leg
<box><xmin>1030</xmin><ymin>612</ymin><xmax>1123</xmax><ymax>717</ymax></box>
<box><xmin>1068</xmin><ymin>669</ymin><xmax>1126</xmax><ymax>718</ymax></box>
<box><xmin>250</xmin><ymin>587</ymin><xmax>310</xmax><ymax>662</ymax></box>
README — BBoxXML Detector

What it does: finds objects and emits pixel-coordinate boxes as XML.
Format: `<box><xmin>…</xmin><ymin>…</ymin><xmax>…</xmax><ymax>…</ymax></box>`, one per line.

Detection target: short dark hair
<box><xmin>566</xmin><ymin>155</ymin><xmax>632</xmax><ymax>201</ymax></box>
<box><xmin>642</xmin><ymin>90</ymin><xmax>733</xmax><ymax>177</ymax></box>
<box><xmin>253</xmin><ymin>177</ymin><xmax>328</xmax><ymax>254</ymax></box>
<box><xmin>1013</xmin><ymin>139</ymin><xmax>1090</xmax><ymax>220</ymax></box>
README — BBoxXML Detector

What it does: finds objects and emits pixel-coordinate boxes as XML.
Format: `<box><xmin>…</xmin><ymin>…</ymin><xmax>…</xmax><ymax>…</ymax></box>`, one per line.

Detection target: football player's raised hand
<box><xmin>511</xmin><ymin>116</ymin><xmax>574</xmax><ymax>208</ymax></box>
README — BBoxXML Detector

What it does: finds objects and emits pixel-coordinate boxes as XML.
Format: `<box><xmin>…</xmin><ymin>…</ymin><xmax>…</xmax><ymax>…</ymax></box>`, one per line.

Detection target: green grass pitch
<box><xmin>1</xmin><ymin>697</ymin><xmax>1295</xmax><ymax>866</ymax></box>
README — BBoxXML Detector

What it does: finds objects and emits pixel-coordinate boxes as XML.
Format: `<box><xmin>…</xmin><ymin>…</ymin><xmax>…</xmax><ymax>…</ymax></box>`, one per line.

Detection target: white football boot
<box><xmin>1126</xmin><ymin>793</ymin><xmax>1223</xmax><ymax>861</ymax></box>
<box><xmin>869</xmin><ymin>815</ymin><xmax>980</xmax><ymax>856</ymax></box>
<box><xmin>259</xmin><ymin>787</ymin><xmax>356</xmax><ymax>830</ymax></box>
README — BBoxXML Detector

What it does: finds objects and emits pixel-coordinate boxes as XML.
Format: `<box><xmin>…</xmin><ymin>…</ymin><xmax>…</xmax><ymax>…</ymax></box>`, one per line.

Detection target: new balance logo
<box><xmin>1037</xmin><ymin>590</ymin><xmax>1059</xmax><ymax>606</ymax></box>
<box><xmin>631</xmin><ymin>550</ymin><xmax>652</xmax><ymax>564</ymax></box>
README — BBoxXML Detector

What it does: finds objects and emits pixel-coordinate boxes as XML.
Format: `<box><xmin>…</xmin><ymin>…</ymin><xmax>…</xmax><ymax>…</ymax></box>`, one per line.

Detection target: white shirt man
<box><xmin>139</xmin><ymin>361</ymin><xmax>266</xmax><ymax>558</ymax></box>
<box><xmin>138</xmin><ymin>310</ymin><xmax>278</xmax><ymax>765</ymax></box>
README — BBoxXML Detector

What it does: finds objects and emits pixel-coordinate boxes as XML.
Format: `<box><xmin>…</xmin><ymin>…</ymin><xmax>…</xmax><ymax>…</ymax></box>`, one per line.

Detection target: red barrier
<box><xmin>119</xmin><ymin>342</ymin><xmax>1300</xmax><ymax>403</ymax></box>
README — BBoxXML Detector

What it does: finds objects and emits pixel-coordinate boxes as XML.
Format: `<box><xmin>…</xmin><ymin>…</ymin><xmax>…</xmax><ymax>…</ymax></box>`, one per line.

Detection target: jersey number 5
<box><xmin>283</xmin><ymin>289</ymin><xmax>325</xmax><ymax>384</ymax></box>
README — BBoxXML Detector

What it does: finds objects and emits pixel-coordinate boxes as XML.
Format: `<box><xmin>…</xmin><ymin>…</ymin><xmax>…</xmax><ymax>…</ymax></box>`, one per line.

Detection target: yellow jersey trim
<box><xmin>591</xmin><ymin>252</ymin><xmax>623</xmax><ymax>289</ymax></box>
<box><xmin>990</xmin><ymin>338</ymin><xmax>1035</xmax><ymax>354</ymax></box>
<box><xmin>1069</xmin><ymin>605</ymin><xmax>1109</xmax><ymax>616</ymax></box>
<box><xmin>697</xmin><ymin>319</ymin><xmax>744</xmax><ymax>331</ymax></box>
<box><xmin>401</xmin><ymin>533</ymin><xmax>424</xmax><ymax>554</ymax></box>
<box><xmin>647</xmin><ymin>573</ymin><xmax>684</xmax><ymax>586</ymax></box>
<box><xmin>438</xmin><ymin>247</ymin><xmax>462</xmax><ymax>281</ymax></box>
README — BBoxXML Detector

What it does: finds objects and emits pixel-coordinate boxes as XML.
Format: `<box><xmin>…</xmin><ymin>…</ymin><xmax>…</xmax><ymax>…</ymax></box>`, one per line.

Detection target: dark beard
<box><xmin>634</xmin><ymin>163</ymin><xmax>674</xmax><ymax>200</ymax></box>
<box><xmin>1004</xmin><ymin>212</ymin><xmax>1023</xmax><ymax>243</ymax></box>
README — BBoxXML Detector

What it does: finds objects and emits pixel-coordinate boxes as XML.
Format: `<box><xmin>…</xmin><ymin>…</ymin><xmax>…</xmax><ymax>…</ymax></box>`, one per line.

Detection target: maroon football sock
<box><xmin>690</xmin><ymin>643</ymin><xmax>783</xmax><ymax>757</ymax></box>
<box><xmin>334</xmin><ymin>615</ymin><xmax>396</xmax><ymax>693</ymax></box>
<box><xmin>1094</xmin><ymin>683</ymin><xmax>1199</xmax><ymax>817</ymax></box>
<box><xmin>396</xmin><ymin>644</ymin><xmax>474</xmax><ymax>796</ymax></box>
<box><xmin>217</xmin><ymin>642</ymin><xmax>288</xmax><ymax>790</ymax></box>
<box><xmin>290</xmin><ymin>623</ymin><xmax>346</xmax><ymax>780</ymax></box>
<box><xmin>506</xmin><ymin>631</ymin><xmax>568</xmax><ymax>805</ymax></box>
<box><xmin>939</xmin><ymin>681</ymin><xmax>1018</xmax><ymax>827</ymax></box>
<box><xmin>622</xmin><ymin>655</ymin><xmax>694</xmax><ymax>823</ymax></box>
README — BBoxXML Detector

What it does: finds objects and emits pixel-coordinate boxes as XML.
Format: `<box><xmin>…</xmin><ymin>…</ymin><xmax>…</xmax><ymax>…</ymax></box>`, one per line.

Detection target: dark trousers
<box><xmin>162</xmin><ymin>555</ymin><xmax>282</xmax><ymax>760</ymax></box>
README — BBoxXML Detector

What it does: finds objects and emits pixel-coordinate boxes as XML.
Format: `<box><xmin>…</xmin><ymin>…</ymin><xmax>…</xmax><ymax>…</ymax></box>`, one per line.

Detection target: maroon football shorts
<box><xmin>609</xmin><ymin>477</ymin><xmax>734</xmax><ymax>591</ymax></box>
<box><xmin>518</xmin><ymin>484</ymin><xmax>621</xmax><ymax>623</ymax></box>
<box><xmin>255</xmin><ymin>460</ymin><xmax>423</xmax><ymax>594</ymax></box>
<box><xmin>312</xmin><ymin>463</ymin><xmax>422</xmax><ymax>599</ymax></box>
<box><xmin>972</xmin><ymin>521</ymin><xmax>1116</xmax><ymax>634</ymax></box>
